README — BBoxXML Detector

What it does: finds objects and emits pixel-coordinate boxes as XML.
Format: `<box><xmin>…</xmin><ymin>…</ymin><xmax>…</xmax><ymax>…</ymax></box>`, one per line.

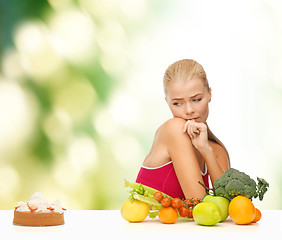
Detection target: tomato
<box><xmin>184</xmin><ymin>199</ymin><xmax>192</xmax><ymax>206</ymax></box>
<box><xmin>184</xmin><ymin>199</ymin><xmax>194</xmax><ymax>208</ymax></box>
<box><xmin>153</xmin><ymin>192</ymin><xmax>163</xmax><ymax>202</ymax></box>
<box><xmin>178</xmin><ymin>206</ymin><xmax>189</xmax><ymax>217</ymax></box>
<box><xmin>161</xmin><ymin>197</ymin><xmax>171</xmax><ymax>208</ymax></box>
<box><xmin>183</xmin><ymin>198</ymin><xmax>201</xmax><ymax>208</ymax></box>
<box><xmin>171</xmin><ymin>198</ymin><xmax>182</xmax><ymax>209</ymax></box>
<box><xmin>187</xmin><ymin>208</ymin><xmax>193</xmax><ymax>218</ymax></box>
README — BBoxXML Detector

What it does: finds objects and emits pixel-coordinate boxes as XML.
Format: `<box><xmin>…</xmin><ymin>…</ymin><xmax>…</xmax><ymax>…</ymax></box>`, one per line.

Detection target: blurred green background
<box><xmin>0</xmin><ymin>0</ymin><xmax>281</xmax><ymax>210</ymax></box>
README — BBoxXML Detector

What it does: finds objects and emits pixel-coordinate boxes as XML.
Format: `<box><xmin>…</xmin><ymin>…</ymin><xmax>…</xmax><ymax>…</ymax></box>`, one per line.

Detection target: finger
<box><xmin>183</xmin><ymin>120</ymin><xmax>190</xmax><ymax>132</ymax></box>
<box><xmin>186</xmin><ymin>122</ymin><xmax>191</xmax><ymax>136</ymax></box>
<box><xmin>188</xmin><ymin>123</ymin><xmax>195</xmax><ymax>138</ymax></box>
<box><xmin>193</xmin><ymin>125</ymin><xmax>200</xmax><ymax>134</ymax></box>
<box><xmin>183</xmin><ymin>120</ymin><xmax>190</xmax><ymax>133</ymax></box>
<box><xmin>190</xmin><ymin>132</ymin><xmax>196</xmax><ymax>138</ymax></box>
<box><xmin>183</xmin><ymin>123</ymin><xmax>187</xmax><ymax>133</ymax></box>
<box><xmin>190</xmin><ymin>124</ymin><xmax>200</xmax><ymax>138</ymax></box>
<box><xmin>191</xmin><ymin>126</ymin><xmax>198</xmax><ymax>138</ymax></box>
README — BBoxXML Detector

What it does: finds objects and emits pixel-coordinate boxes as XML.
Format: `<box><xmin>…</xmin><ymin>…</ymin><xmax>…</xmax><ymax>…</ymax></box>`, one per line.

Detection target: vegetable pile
<box><xmin>121</xmin><ymin>168</ymin><xmax>269</xmax><ymax>226</ymax></box>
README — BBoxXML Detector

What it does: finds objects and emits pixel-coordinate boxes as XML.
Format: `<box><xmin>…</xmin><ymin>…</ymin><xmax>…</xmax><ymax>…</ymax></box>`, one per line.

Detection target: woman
<box><xmin>136</xmin><ymin>59</ymin><xmax>230</xmax><ymax>200</ymax></box>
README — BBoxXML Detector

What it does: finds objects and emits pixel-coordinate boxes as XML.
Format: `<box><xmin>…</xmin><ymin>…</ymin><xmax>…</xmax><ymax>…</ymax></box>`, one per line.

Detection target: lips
<box><xmin>188</xmin><ymin>117</ymin><xmax>200</xmax><ymax>122</ymax></box>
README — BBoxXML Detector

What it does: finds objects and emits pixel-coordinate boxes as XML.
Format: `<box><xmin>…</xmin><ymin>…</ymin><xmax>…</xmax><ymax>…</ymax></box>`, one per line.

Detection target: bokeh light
<box><xmin>49</xmin><ymin>8</ymin><xmax>96</xmax><ymax>64</ymax></box>
<box><xmin>0</xmin><ymin>81</ymin><xmax>37</xmax><ymax>154</ymax></box>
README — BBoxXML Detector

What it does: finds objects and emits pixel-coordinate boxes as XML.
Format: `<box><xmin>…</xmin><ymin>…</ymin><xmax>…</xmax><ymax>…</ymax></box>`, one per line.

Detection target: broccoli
<box><xmin>213</xmin><ymin>168</ymin><xmax>269</xmax><ymax>201</ymax></box>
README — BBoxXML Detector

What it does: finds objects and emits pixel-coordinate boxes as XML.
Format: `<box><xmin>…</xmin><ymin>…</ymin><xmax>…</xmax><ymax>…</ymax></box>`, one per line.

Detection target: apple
<box><xmin>203</xmin><ymin>195</ymin><xmax>230</xmax><ymax>222</ymax></box>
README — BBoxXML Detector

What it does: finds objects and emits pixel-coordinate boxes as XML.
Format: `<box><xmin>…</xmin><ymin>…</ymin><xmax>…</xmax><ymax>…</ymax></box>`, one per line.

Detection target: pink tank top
<box><xmin>136</xmin><ymin>161</ymin><xmax>209</xmax><ymax>200</ymax></box>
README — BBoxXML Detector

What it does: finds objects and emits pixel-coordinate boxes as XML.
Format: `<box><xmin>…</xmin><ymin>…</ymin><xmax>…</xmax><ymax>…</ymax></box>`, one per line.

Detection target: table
<box><xmin>1</xmin><ymin>210</ymin><xmax>281</xmax><ymax>239</ymax></box>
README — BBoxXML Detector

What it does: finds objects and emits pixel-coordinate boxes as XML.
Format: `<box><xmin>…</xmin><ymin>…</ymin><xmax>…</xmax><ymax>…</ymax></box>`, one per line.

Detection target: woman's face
<box><xmin>165</xmin><ymin>78</ymin><xmax>211</xmax><ymax>123</ymax></box>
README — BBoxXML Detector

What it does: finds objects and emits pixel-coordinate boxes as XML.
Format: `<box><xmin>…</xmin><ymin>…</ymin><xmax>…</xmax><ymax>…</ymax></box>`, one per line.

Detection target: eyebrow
<box><xmin>171</xmin><ymin>93</ymin><xmax>203</xmax><ymax>101</ymax></box>
<box><xmin>191</xmin><ymin>93</ymin><xmax>203</xmax><ymax>98</ymax></box>
<box><xmin>171</xmin><ymin>97</ymin><xmax>184</xmax><ymax>101</ymax></box>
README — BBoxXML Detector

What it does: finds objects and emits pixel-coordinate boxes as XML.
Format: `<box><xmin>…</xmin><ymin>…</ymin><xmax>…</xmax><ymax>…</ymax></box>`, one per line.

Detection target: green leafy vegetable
<box><xmin>213</xmin><ymin>168</ymin><xmax>269</xmax><ymax>201</ymax></box>
<box><xmin>255</xmin><ymin>177</ymin><xmax>270</xmax><ymax>201</ymax></box>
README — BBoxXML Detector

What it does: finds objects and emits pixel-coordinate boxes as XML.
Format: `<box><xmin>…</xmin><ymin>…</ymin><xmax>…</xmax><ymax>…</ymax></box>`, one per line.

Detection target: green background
<box><xmin>0</xmin><ymin>0</ymin><xmax>281</xmax><ymax>210</ymax></box>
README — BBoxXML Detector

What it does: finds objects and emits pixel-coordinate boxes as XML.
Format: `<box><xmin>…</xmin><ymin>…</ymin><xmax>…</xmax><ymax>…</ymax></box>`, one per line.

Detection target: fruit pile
<box><xmin>121</xmin><ymin>177</ymin><xmax>265</xmax><ymax>226</ymax></box>
<box><xmin>193</xmin><ymin>195</ymin><xmax>262</xmax><ymax>226</ymax></box>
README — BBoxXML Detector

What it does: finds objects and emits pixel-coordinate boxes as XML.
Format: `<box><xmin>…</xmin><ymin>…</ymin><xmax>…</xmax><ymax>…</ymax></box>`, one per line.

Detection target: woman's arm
<box><xmin>159</xmin><ymin>118</ymin><xmax>206</xmax><ymax>199</ymax></box>
<box><xmin>183</xmin><ymin>120</ymin><xmax>229</xmax><ymax>185</ymax></box>
<box><xmin>198</xmin><ymin>143</ymin><xmax>229</xmax><ymax>185</ymax></box>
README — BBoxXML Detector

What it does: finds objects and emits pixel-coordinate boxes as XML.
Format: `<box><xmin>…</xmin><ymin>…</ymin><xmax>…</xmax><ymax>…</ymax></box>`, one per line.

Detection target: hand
<box><xmin>183</xmin><ymin>120</ymin><xmax>210</xmax><ymax>151</ymax></box>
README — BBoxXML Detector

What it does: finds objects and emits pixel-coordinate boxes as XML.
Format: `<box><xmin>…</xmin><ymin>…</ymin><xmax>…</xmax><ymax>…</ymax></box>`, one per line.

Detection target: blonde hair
<box><xmin>163</xmin><ymin>59</ymin><xmax>230</xmax><ymax>167</ymax></box>
<box><xmin>163</xmin><ymin>59</ymin><xmax>209</xmax><ymax>94</ymax></box>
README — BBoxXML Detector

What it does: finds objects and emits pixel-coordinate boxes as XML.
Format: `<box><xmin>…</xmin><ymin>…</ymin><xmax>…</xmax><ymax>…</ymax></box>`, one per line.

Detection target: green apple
<box><xmin>193</xmin><ymin>202</ymin><xmax>221</xmax><ymax>226</ymax></box>
<box><xmin>203</xmin><ymin>195</ymin><xmax>230</xmax><ymax>222</ymax></box>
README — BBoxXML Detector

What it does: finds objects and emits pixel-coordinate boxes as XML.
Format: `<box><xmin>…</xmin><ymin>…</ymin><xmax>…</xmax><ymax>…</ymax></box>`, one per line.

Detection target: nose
<box><xmin>185</xmin><ymin>102</ymin><xmax>195</xmax><ymax>116</ymax></box>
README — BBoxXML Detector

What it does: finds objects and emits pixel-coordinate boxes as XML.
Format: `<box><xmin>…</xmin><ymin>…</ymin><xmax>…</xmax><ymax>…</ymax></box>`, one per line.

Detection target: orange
<box><xmin>158</xmin><ymin>207</ymin><xmax>178</xmax><ymax>224</ymax></box>
<box><xmin>252</xmin><ymin>208</ymin><xmax>262</xmax><ymax>223</ymax></box>
<box><xmin>229</xmin><ymin>196</ymin><xmax>256</xmax><ymax>225</ymax></box>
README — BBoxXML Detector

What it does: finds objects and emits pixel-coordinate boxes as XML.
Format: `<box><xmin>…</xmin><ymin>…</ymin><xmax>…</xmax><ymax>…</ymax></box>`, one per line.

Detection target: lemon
<box><xmin>121</xmin><ymin>199</ymin><xmax>150</xmax><ymax>222</ymax></box>
<box><xmin>193</xmin><ymin>202</ymin><xmax>221</xmax><ymax>226</ymax></box>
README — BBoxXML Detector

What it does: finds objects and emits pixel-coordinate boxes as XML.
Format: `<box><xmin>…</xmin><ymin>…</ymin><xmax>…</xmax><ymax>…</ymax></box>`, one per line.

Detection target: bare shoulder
<box><xmin>158</xmin><ymin>117</ymin><xmax>187</xmax><ymax>135</ymax></box>
<box><xmin>155</xmin><ymin>117</ymin><xmax>192</xmax><ymax>148</ymax></box>
<box><xmin>163</xmin><ymin>117</ymin><xmax>187</xmax><ymax>126</ymax></box>
<box><xmin>143</xmin><ymin>118</ymin><xmax>187</xmax><ymax>167</ymax></box>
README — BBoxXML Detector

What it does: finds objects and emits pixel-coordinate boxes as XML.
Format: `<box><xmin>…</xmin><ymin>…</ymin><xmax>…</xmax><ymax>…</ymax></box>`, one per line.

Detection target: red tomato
<box><xmin>184</xmin><ymin>198</ymin><xmax>201</xmax><ymax>208</ymax></box>
<box><xmin>184</xmin><ymin>199</ymin><xmax>194</xmax><ymax>208</ymax></box>
<box><xmin>187</xmin><ymin>208</ymin><xmax>193</xmax><ymax>218</ymax></box>
<box><xmin>178</xmin><ymin>206</ymin><xmax>189</xmax><ymax>217</ymax></box>
<box><xmin>161</xmin><ymin>197</ymin><xmax>171</xmax><ymax>208</ymax></box>
<box><xmin>153</xmin><ymin>192</ymin><xmax>163</xmax><ymax>202</ymax></box>
<box><xmin>171</xmin><ymin>198</ymin><xmax>182</xmax><ymax>209</ymax></box>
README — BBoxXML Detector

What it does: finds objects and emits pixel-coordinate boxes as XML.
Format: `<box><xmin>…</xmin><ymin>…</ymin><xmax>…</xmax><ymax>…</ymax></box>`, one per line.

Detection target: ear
<box><xmin>208</xmin><ymin>87</ymin><xmax>212</xmax><ymax>102</ymax></box>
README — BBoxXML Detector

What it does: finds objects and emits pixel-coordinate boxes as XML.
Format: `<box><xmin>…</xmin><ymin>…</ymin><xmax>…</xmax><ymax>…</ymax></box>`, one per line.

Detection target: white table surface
<box><xmin>1</xmin><ymin>210</ymin><xmax>281</xmax><ymax>240</ymax></box>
